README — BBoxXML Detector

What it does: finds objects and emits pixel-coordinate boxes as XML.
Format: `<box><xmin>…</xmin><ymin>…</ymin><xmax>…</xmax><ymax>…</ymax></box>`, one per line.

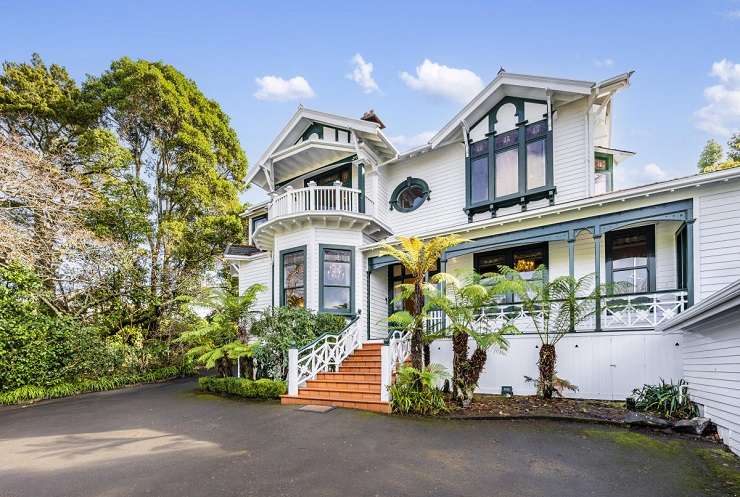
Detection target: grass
<box><xmin>696</xmin><ymin>448</ymin><xmax>740</xmax><ymax>495</ymax></box>
<box><xmin>583</xmin><ymin>428</ymin><xmax>682</xmax><ymax>455</ymax></box>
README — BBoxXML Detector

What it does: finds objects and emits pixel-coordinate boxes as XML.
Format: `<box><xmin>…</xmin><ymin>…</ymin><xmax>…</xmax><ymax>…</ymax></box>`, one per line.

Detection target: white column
<box><xmin>288</xmin><ymin>348</ymin><xmax>298</xmax><ymax>395</ymax></box>
<box><xmin>285</xmin><ymin>186</ymin><xmax>294</xmax><ymax>216</ymax></box>
<box><xmin>380</xmin><ymin>345</ymin><xmax>391</xmax><ymax>402</ymax></box>
<box><xmin>308</xmin><ymin>180</ymin><xmax>317</xmax><ymax>211</ymax></box>
<box><xmin>333</xmin><ymin>180</ymin><xmax>342</xmax><ymax>211</ymax></box>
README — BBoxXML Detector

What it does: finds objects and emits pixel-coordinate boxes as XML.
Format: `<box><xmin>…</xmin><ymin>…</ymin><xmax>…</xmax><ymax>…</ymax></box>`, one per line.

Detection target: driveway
<box><xmin>0</xmin><ymin>379</ymin><xmax>733</xmax><ymax>497</ymax></box>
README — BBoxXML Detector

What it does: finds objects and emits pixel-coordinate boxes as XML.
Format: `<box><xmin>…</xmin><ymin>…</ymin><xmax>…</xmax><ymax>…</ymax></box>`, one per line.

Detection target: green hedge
<box><xmin>0</xmin><ymin>365</ymin><xmax>190</xmax><ymax>405</ymax></box>
<box><xmin>198</xmin><ymin>376</ymin><xmax>286</xmax><ymax>399</ymax></box>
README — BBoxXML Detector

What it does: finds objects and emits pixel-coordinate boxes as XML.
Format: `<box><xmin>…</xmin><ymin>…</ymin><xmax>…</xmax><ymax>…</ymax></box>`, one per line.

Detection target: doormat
<box><xmin>297</xmin><ymin>405</ymin><xmax>335</xmax><ymax>413</ymax></box>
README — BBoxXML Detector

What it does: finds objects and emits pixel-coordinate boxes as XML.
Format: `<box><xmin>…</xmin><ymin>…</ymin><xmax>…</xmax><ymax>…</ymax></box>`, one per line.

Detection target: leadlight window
<box><xmin>465</xmin><ymin>97</ymin><xmax>554</xmax><ymax>218</ymax></box>
<box><xmin>320</xmin><ymin>246</ymin><xmax>353</xmax><ymax>314</ymax></box>
<box><xmin>281</xmin><ymin>247</ymin><xmax>306</xmax><ymax>308</ymax></box>
<box><xmin>389</xmin><ymin>177</ymin><xmax>431</xmax><ymax>212</ymax></box>
<box><xmin>606</xmin><ymin>226</ymin><xmax>655</xmax><ymax>294</ymax></box>
<box><xmin>594</xmin><ymin>153</ymin><xmax>613</xmax><ymax>195</ymax></box>
<box><xmin>474</xmin><ymin>243</ymin><xmax>548</xmax><ymax>303</ymax></box>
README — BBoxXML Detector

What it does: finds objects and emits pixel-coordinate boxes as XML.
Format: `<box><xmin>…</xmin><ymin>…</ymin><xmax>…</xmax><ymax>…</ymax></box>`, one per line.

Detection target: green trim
<box><xmin>605</xmin><ymin>225</ymin><xmax>656</xmax><ymax>294</ymax></box>
<box><xmin>464</xmin><ymin>96</ymin><xmax>554</xmax><ymax>219</ymax></box>
<box><xmin>279</xmin><ymin>245</ymin><xmax>307</xmax><ymax>308</ymax></box>
<box><xmin>594</xmin><ymin>152</ymin><xmax>614</xmax><ymax>193</ymax></box>
<box><xmin>358</xmin><ymin>163</ymin><xmax>366</xmax><ymax>213</ymax></box>
<box><xmin>389</xmin><ymin>177</ymin><xmax>431</xmax><ymax>212</ymax></box>
<box><xmin>318</xmin><ymin>244</ymin><xmax>355</xmax><ymax>315</ymax></box>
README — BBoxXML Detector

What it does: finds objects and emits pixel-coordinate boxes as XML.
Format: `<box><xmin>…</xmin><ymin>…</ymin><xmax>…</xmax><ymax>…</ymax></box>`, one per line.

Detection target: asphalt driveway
<box><xmin>0</xmin><ymin>379</ymin><xmax>734</xmax><ymax>497</ymax></box>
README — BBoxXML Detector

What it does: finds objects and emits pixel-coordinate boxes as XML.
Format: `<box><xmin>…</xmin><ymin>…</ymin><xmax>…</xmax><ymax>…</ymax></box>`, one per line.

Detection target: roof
<box><xmin>360</xmin><ymin>165</ymin><xmax>740</xmax><ymax>252</ymax></box>
<box><xmin>658</xmin><ymin>279</ymin><xmax>740</xmax><ymax>332</ymax></box>
<box><xmin>224</xmin><ymin>244</ymin><xmax>263</xmax><ymax>257</ymax></box>
<box><xmin>245</xmin><ymin>106</ymin><xmax>398</xmax><ymax>190</ymax></box>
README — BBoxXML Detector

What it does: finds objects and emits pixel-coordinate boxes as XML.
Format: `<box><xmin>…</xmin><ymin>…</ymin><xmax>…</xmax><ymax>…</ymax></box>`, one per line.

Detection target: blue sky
<box><xmin>2</xmin><ymin>1</ymin><xmax>739</xmax><ymax>205</ymax></box>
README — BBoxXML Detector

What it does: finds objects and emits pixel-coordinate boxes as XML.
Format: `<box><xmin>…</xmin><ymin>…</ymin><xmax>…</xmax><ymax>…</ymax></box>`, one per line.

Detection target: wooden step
<box><xmin>341</xmin><ymin>358</ymin><xmax>381</xmax><ymax>367</ymax></box>
<box><xmin>281</xmin><ymin>395</ymin><xmax>391</xmax><ymax>414</ymax></box>
<box><xmin>296</xmin><ymin>388</ymin><xmax>381</xmax><ymax>402</ymax></box>
<box><xmin>305</xmin><ymin>379</ymin><xmax>380</xmax><ymax>392</ymax></box>
<box><xmin>350</xmin><ymin>350</ymin><xmax>380</xmax><ymax>358</ymax></box>
<box><xmin>316</xmin><ymin>372</ymin><xmax>380</xmax><ymax>382</ymax></box>
<box><xmin>339</xmin><ymin>366</ymin><xmax>380</xmax><ymax>373</ymax></box>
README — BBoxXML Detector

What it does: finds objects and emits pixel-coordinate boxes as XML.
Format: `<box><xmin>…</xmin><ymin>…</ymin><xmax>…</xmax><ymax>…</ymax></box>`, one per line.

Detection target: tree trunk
<box><xmin>538</xmin><ymin>343</ymin><xmax>556</xmax><ymax>399</ymax></box>
<box><xmin>451</xmin><ymin>332</ymin><xmax>468</xmax><ymax>403</ymax></box>
<box><xmin>410</xmin><ymin>279</ymin><xmax>425</xmax><ymax>370</ymax></box>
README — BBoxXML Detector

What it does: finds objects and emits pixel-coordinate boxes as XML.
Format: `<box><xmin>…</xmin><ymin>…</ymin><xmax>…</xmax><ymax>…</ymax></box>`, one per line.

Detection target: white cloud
<box><xmin>694</xmin><ymin>59</ymin><xmax>740</xmax><ymax>136</ymax></box>
<box><xmin>388</xmin><ymin>131</ymin><xmax>435</xmax><ymax>151</ymax></box>
<box><xmin>727</xmin><ymin>9</ymin><xmax>740</xmax><ymax>19</ymax></box>
<box><xmin>347</xmin><ymin>54</ymin><xmax>379</xmax><ymax>94</ymax></box>
<box><xmin>400</xmin><ymin>59</ymin><xmax>483</xmax><ymax>104</ymax></box>
<box><xmin>593</xmin><ymin>58</ymin><xmax>614</xmax><ymax>68</ymax></box>
<box><xmin>254</xmin><ymin>75</ymin><xmax>315</xmax><ymax>101</ymax></box>
<box><xmin>614</xmin><ymin>162</ymin><xmax>669</xmax><ymax>189</ymax></box>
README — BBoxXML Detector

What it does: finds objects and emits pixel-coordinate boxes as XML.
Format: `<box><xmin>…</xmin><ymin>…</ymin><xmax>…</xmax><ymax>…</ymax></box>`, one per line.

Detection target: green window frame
<box><xmin>296</xmin><ymin>122</ymin><xmax>351</xmax><ymax>144</ymax></box>
<box><xmin>464</xmin><ymin>96</ymin><xmax>555</xmax><ymax>220</ymax></box>
<box><xmin>319</xmin><ymin>244</ymin><xmax>354</xmax><ymax>315</ymax></box>
<box><xmin>389</xmin><ymin>177</ymin><xmax>431</xmax><ymax>212</ymax></box>
<box><xmin>251</xmin><ymin>214</ymin><xmax>267</xmax><ymax>241</ymax></box>
<box><xmin>280</xmin><ymin>245</ymin><xmax>307</xmax><ymax>308</ymax></box>
<box><xmin>594</xmin><ymin>153</ymin><xmax>614</xmax><ymax>194</ymax></box>
<box><xmin>605</xmin><ymin>225</ymin><xmax>656</xmax><ymax>295</ymax></box>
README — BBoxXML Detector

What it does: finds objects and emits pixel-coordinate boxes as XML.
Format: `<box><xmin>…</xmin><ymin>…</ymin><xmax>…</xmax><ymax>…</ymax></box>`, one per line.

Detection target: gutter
<box><xmin>657</xmin><ymin>279</ymin><xmax>740</xmax><ymax>332</ymax></box>
<box><xmin>360</xmin><ymin>167</ymin><xmax>740</xmax><ymax>252</ymax></box>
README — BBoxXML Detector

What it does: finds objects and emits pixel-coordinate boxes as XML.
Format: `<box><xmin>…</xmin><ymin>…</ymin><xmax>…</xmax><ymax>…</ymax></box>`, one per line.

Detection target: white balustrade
<box><xmin>267</xmin><ymin>182</ymin><xmax>367</xmax><ymax>222</ymax></box>
<box><xmin>381</xmin><ymin>330</ymin><xmax>412</xmax><ymax>402</ymax></box>
<box><xmin>287</xmin><ymin>316</ymin><xmax>362</xmax><ymax>395</ymax></box>
<box><xmin>425</xmin><ymin>290</ymin><xmax>689</xmax><ymax>337</ymax></box>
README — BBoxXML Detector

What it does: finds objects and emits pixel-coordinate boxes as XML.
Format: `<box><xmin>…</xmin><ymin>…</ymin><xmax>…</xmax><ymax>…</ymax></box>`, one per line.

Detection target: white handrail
<box><xmin>287</xmin><ymin>315</ymin><xmax>362</xmax><ymax>395</ymax></box>
<box><xmin>381</xmin><ymin>330</ymin><xmax>411</xmax><ymax>402</ymax></box>
<box><xmin>268</xmin><ymin>182</ymin><xmax>368</xmax><ymax>221</ymax></box>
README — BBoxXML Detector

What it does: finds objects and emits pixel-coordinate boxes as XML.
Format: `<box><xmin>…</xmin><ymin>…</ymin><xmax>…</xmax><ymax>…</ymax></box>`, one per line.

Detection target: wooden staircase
<box><xmin>280</xmin><ymin>342</ymin><xmax>390</xmax><ymax>413</ymax></box>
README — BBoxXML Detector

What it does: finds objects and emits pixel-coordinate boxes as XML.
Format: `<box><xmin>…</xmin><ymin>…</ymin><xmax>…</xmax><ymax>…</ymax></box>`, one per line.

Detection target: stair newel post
<box><xmin>288</xmin><ymin>348</ymin><xmax>298</xmax><ymax>396</ymax></box>
<box><xmin>380</xmin><ymin>344</ymin><xmax>391</xmax><ymax>403</ymax></box>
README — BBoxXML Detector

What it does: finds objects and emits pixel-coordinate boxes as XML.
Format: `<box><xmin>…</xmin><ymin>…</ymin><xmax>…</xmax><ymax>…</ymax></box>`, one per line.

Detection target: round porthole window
<box><xmin>389</xmin><ymin>177</ymin><xmax>431</xmax><ymax>212</ymax></box>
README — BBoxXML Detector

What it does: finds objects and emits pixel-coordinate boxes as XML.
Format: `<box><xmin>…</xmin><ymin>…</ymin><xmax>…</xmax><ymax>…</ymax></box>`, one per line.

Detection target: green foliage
<box><xmin>698</xmin><ymin>139</ymin><xmax>724</xmax><ymax>173</ymax></box>
<box><xmin>631</xmin><ymin>379</ymin><xmax>699</xmax><ymax>419</ymax></box>
<box><xmin>0</xmin><ymin>263</ymin><xmax>114</xmax><ymax>391</ymax></box>
<box><xmin>389</xmin><ymin>365</ymin><xmax>449</xmax><ymax>416</ymax></box>
<box><xmin>0</xmin><ymin>365</ymin><xmax>187</xmax><ymax>405</ymax></box>
<box><xmin>729</xmin><ymin>132</ymin><xmax>740</xmax><ymax>162</ymax></box>
<box><xmin>197</xmin><ymin>376</ymin><xmax>286</xmax><ymax>399</ymax></box>
<box><xmin>250</xmin><ymin>306</ymin><xmax>346</xmax><ymax>380</ymax></box>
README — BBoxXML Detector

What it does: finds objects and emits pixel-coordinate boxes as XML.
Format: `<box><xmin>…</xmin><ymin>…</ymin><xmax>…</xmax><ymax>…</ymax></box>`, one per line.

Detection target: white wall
<box><xmin>238</xmin><ymin>254</ymin><xmax>272</xmax><ymax>311</ymax></box>
<box><xmin>553</xmin><ymin>98</ymin><xmax>589</xmax><ymax>203</ymax></box>
<box><xmin>695</xmin><ymin>186</ymin><xmax>740</xmax><ymax>300</ymax></box>
<box><xmin>430</xmin><ymin>331</ymin><xmax>683</xmax><ymax>400</ymax></box>
<box><xmin>682</xmin><ymin>307</ymin><xmax>740</xmax><ymax>456</ymax></box>
<box><xmin>368</xmin><ymin>268</ymin><xmax>388</xmax><ymax>339</ymax></box>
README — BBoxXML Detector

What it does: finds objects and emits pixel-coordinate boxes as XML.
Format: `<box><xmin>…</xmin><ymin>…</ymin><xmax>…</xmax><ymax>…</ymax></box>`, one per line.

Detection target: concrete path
<box><xmin>0</xmin><ymin>379</ymin><xmax>732</xmax><ymax>497</ymax></box>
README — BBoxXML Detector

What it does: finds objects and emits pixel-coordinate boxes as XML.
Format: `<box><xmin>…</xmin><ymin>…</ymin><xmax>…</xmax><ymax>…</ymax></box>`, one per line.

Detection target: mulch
<box><xmin>447</xmin><ymin>395</ymin><xmax>628</xmax><ymax>423</ymax></box>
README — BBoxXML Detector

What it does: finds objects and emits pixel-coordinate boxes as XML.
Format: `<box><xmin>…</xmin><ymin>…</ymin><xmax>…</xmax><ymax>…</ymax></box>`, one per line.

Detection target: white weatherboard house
<box><xmin>225</xmin><ymin>70</ymin><xmax>740</xmax><ymax>424</ymax></box>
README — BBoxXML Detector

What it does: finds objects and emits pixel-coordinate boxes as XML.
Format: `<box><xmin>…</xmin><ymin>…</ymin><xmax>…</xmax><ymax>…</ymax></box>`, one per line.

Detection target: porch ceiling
<box><xmin>271</xmin><ymin>140</ymin><xmax>355</xmax><ymax>185</ymax></box>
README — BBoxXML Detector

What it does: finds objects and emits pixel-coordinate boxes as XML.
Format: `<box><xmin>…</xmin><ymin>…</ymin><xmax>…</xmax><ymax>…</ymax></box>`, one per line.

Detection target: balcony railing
<box><xmin>425</xmin><ymin>289</ymin><xmax>689</xmax><ymax>334</ymax></box>
<box><xmin>267</xmin><ymin>181</ymin><xmax>371</xmax><ymax>221</ymax></box>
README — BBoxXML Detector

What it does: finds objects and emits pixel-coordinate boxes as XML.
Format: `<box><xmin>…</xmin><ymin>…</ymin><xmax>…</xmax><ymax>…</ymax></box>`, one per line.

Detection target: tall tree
<box><xmin>697</xmin><ymin>139</ymin><xmax>723</xmax><ymax>173</ymax></box>
<box><xmin>728</xmin><ymin>132</ymin><xmax>740</xmax><ymax>163</ymax></box>
<box><xmin>83</xmin><ymin>58</ymin><xmax>248</xmax><ymax>334</ymax></box>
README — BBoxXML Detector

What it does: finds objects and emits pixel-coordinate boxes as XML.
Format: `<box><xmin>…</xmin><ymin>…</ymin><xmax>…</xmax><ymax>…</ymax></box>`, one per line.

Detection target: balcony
<box><xmin>252</xmin><ymin>181</ymin><xmax>391</xmax><ymax>251</ymax></box>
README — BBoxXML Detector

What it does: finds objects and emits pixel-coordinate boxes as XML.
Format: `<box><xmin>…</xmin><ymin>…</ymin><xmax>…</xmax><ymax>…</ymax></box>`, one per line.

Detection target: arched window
<box><xmin>389</xmin><ymin>177</ymin><xmax>431</xmax><ymax>213</ymax></box>
<box><xmin>465</xmin><ymin>97</ymin><xmax>554</xmax><ymax>219</ymax></box>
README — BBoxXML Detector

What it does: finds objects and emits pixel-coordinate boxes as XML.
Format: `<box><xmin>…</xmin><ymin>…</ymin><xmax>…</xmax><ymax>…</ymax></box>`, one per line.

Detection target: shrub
<box><xmin>250</xmin><ymin>307</ymin><xmax>346</xmax><ymax>380</ymax></box>
<box><xmin>197</xmin><ymin>376</ymin><xmax>286</xmax><ymax>399</ymax></box>
<box><xmin>0</xmin><ymin>365</ymin><xmax>189</xmax><ymax>405</ymax></box>
<box><xmin>0</xmin><ymin>263</ymin><xmax>115</xmax><ymax>391</ymax></box>
<box><xmin>389</xmin><ymin>365</ymin><xmax>449</xmax><ymax>416</ymax></box>
<box><xmin>631</xmin><ymin>379</ymin><xmax>699</xmax><ymax>419</ymax></box>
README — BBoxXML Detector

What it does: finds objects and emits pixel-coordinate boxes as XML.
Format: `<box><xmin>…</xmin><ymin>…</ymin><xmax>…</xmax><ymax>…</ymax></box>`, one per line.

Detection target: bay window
<box><xmin>465</xmin><ymin>97</ymin><xmax>554</xmax><ymax>220</ymax></box>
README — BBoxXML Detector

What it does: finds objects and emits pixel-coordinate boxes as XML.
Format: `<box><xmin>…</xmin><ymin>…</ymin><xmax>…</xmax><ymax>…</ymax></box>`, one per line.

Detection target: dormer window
<box><xmin>465</xmin><ymin>97</ymin><xmax>554</xmax><ymax>220</ymax></box>
<box><xmin>594</xmin><ymin>152</ymin><xmax>613</xmax><ymax>195</ymax></box>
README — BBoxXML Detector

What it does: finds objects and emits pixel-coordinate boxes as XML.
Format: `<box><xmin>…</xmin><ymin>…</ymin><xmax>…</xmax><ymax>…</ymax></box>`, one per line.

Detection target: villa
<box><xmin>224</xmin><ymin>70</ymin><xmax>740</xmax><ymax>431</ymax></box>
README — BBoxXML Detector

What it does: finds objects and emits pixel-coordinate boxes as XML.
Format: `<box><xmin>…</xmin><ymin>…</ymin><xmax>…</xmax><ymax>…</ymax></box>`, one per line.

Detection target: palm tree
<box><xmin>379</xmin><ymin>235</ymin><xmax>465</xmax><ymax>369</ymax></box>
<box><xmin>500</xmin><ymin>266</ymin><xmax>600</xmax><ymax>399</ymax></box>
<box><xmin>426</xmin><ymin>271</ymin><xmax>517</xmax><ymax>404</ymax></box>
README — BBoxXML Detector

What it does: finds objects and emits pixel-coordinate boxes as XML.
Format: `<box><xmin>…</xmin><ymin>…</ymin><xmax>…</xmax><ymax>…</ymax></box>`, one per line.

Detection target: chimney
<box><xmin>360</xmin><ymin>109</ymin><xmax>385</xmax><ymax>129</ymax></box>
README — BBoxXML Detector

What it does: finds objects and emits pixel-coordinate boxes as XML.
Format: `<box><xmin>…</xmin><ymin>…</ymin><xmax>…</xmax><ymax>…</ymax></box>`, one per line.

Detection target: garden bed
<box><xmin>447</xmin><ymin>394</ymin><xmax>631</xmax><ymax>423</ymax></box>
